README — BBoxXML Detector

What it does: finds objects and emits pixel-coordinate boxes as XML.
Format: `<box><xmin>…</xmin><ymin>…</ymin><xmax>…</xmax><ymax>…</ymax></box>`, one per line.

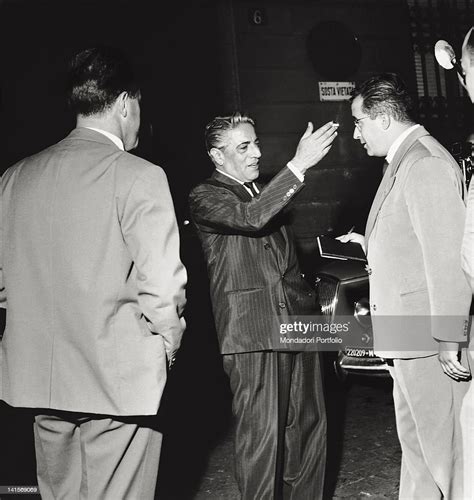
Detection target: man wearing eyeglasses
<box><xmin>338</xmin><ymin>72</ymin><xmax>471</xmax><ymax>499</ymax></box>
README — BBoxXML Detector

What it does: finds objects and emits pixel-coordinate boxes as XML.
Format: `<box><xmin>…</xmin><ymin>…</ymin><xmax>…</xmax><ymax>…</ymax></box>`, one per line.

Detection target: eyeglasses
<box><xmin>353</xmin><ymin>116</ymin><xmax>370</xmax><ymax>129</ymax></box>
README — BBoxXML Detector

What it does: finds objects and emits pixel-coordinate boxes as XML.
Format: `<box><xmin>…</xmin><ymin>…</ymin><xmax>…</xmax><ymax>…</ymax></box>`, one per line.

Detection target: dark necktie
<box><xmin>243</xmin><ymin>182</ymin><xmax>259</xmax><ymax>197</ymax></box>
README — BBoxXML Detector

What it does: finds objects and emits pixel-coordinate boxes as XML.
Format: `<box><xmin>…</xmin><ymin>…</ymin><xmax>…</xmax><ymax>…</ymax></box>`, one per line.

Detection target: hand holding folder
<box><xmin>317</xmin><ymin>234</ymin><xmax>367</xmax><ymax>262</ymax></box>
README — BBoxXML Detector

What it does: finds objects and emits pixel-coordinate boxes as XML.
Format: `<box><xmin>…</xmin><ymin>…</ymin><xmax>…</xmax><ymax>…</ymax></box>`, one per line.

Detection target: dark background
<box><xmin>1</xmin><ymin>0</ymin><xmax>471</xmax><ymax>267</ymax></box>
<box><xmin>0</xmin><ymin>0</ymin><xmax>472</xmax><ymax>497</ymax></box>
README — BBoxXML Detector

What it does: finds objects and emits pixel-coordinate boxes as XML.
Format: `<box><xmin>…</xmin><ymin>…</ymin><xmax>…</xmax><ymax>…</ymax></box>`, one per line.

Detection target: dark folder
<box><xmin>316</xmin><ymin>235</ymin><xmax>367</xmax><ymax>262</ymax></box>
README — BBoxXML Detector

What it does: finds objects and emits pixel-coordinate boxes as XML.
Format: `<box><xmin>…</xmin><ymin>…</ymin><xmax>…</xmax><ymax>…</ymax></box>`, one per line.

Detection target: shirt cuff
<box><xmin>286</xmin><ymin>161</ymin><xmax>304</xmax><ymax>182</ymax></box>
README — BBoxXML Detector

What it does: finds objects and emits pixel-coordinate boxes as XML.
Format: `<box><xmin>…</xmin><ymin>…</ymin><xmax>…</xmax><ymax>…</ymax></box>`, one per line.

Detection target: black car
<box><xmin>315</xmin><ymin>259</ymin><xmax>389</xmax><ymax>379</ymax></box>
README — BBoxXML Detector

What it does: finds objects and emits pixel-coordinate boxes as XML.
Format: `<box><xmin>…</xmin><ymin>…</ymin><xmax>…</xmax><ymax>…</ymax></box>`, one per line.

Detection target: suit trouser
<box><xmin>388</xmin><ymin>356</ymin><xmax>468</xmax><ymax>500</ymax></box>
<box><xmin>222</xmin><ymin>351</ymin><xmax>327</xmax><ymax>500</ymax></box>
<box><xmin>460</xmin><ymin>348</ymin><xmax>474</xmax><ymax>499</ymax></box>
<box><xmin>33</xmin><ymin>411</ymin><xmax>162</xmax><ymax>500</ymax></box>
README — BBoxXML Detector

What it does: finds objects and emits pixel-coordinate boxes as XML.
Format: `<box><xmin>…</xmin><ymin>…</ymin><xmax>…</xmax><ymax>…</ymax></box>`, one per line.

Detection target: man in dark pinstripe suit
<box><xmin>189</xmin><ymin>113</ymin><xmax>338</xmax><ymax>500</ymax></box>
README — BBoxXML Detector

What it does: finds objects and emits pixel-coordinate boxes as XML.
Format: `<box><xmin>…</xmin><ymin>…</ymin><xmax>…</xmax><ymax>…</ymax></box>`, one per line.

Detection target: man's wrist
<box><xmin>438</xmin><ymin>341</ymin><xmax>460</xmax><ymax>351</ymax></box>
<box><xmin>287</xmin><ymin>161</ymin><xmax>305</xmax><ymax>181</ymax></box>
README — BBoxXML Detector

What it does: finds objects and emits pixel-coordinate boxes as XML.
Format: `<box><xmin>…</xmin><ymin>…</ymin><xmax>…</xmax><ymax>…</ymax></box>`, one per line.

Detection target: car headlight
<box><xmin>315</xmin><ymin>276</ymin><xmax>339</xmax><ymax>320</ymax></box>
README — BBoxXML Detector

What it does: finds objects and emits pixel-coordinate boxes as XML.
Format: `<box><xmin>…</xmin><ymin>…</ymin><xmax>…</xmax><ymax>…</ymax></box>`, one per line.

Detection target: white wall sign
<box><xmin>318</xmin><ymin>81</ymin><xmax>355</xmax><ymax>101</ymax></box>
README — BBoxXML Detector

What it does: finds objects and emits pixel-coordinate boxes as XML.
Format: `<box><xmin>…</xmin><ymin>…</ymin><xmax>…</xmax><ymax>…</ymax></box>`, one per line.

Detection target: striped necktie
<box><xmin>243</xmin><ymin>182</ymin><xmax>258</xmax><ymax>197</ymax></box>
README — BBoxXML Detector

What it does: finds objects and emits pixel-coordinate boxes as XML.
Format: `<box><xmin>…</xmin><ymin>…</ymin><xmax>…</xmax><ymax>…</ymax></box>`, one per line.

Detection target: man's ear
<box><xmin>380</xmin><ymin>114</ymin><xmax>391</xmax><ymax>131</ymax></box>
<box><xmin>117</xmin><ymin>91</ymin><xmax>128</xmax><ymax>118</ymax></box>
<box><xmin>209</xmin><ymin>147</ymin><xmax>224</xmax><ymax>166</ymax></box>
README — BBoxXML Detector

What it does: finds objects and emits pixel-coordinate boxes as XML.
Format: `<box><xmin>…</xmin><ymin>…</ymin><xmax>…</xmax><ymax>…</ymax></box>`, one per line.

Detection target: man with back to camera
<box><xmin>0</xmin><ymin>46</ymin><xmax>187</xmax><ymax>499</ymax></box>
<box><xmin>458</xmin><ymin>25</ymin><xmax>474</xmax><ymax>499</ymax></box>
<box><xmin>189</xmin><ymin>113</ymin><xmax>338</xmax><ymax>499</ymax></box>
<box><xmin>337</xmin><ymin>73</ymin><xmax>471</xmax><ymax>498</ymax></box>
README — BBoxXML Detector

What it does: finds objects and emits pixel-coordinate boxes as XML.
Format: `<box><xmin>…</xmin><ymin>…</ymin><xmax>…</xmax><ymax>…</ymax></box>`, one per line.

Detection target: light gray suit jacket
<box><xmin>365</xmin><ymin>126</ymin><xmax>471</xmax><ymax>358</ymax></box>
<box><xmin>462</xmin><ymin>180</ymin><xmax>474</xmax><ymax>292</ymax></box>
<box><xmin>0</xmin><ymin>128</ymin><xmax>187</xmax><ymax>416</ymax></box>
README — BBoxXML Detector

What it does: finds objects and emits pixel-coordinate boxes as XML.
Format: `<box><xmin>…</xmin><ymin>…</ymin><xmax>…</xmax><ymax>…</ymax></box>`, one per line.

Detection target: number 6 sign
<box><xmin>248</xmin><ymin>8</ymin><xmax>267</xmax><ymax>26</ymax></box>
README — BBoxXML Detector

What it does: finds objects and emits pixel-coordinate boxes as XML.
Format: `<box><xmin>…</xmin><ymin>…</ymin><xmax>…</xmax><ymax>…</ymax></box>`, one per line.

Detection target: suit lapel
<box><xmin>365</xmin><ymin>126</ymin><xmax>430</xmax><ymax>249</ymax></box>
<box><xmin>364</xmin><ymin>166</ymin><xmax>396</xmax><ymax>249</ymax></box>
<box><xmin>211</xmin><ymin>171</ymin><xmax>253</xmax><ymax>201</ymax></box>
<box><xmin>211</xmin><ymin>171</ymin><xmax>290</xmax><ymax>270</ymax></box>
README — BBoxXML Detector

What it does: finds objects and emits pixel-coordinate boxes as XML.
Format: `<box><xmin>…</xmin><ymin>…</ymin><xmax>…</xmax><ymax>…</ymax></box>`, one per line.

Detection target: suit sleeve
<box><xmin>0</xmin><ymin>169</ymin><xmax>11</xmax><ymax>309</ymax></box>
<box><xmin>0</xmin><ymin>188</ymin><xmax>4</xmax><ymax>309</ymax></box>
<box><xmin>462</xmin><ymin>180</ymin><xmax>474</xmax><ymax>292</ymax></box>
<box><xmin>189</xmin><ymin>166</ymin><xmax>303</xmax><ymax>234</ymax></box>
<box><xmin>121</xmin><ymin>165</ymin><xmax>187</xmax><ymax>353</ymax></box>
<box><xmin>404</xmin><ymin>157</ymin><xmax>471</xmax><ymax>342</ymax></box>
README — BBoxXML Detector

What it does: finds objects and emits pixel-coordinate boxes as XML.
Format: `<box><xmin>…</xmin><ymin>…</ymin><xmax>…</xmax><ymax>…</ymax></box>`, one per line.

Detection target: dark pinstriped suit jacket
<box><xmin>189</xmin><ymin>167</ymin><xmax>316</xmax><ymax>354</ymax></box>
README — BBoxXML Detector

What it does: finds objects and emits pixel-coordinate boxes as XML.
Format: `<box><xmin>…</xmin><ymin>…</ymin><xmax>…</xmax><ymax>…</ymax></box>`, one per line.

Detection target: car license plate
<box><xmin>344</xmin><ymin>347</ymin><xmax>375</xmax><ymax>358</ymax></box>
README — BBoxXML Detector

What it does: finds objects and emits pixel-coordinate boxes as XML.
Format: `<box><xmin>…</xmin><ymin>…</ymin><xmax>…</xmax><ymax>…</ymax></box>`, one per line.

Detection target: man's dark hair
<box><xmin>67</xmin><ymin>46</ymin><xmax>140</xmax><ymax>116</ymax></box>
<box><xmin>204</xmin><ymin>112</ymin><xmax>255</xmax><ymax>154</ymax></box>
<box><xmin>351</xmin><ymin>73</ymin><xmax>414</xmax><ymax>123</ymax></box>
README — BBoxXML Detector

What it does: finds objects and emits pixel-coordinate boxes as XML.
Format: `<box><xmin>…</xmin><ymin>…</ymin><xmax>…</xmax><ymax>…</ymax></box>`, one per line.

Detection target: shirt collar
<box><xmin>386</xmin><ymin>124</ymin><xmax>420</xmax><ymax>164</ymax></box>
<box><xmin>215</xmin><ymin>169</ymin><xmax>260</xmax><ymax>197</ymax></box>
<box><xmin>85</xmin><ymin>127</ymin><xmax>124</xmax><ymax>151</ymax></box>
<box><xmin>216</xmin><ymin>168</ymin><xmax>245</xmax><ymax>185</ymax></box>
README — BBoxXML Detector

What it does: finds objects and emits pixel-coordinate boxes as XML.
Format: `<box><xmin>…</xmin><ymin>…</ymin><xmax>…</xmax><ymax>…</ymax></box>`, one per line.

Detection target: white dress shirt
<box><xmin>215</xmin><ymin>162</ymin><xmax>303</xmax><ymax>198</ymax></box>
<box><xmin>215</xmin><ymin>169</ymin><xmax>260</xmax><ymax>197</ymax></box>
<box><xmin>385</xmin><ymin>124</ymin><xmax>420</xmax><ymax>164</ymax></box>
<box><xmin>85</xmin><ymin>127</ymin><xmax>124</xmax><ymax>151</ymax></box>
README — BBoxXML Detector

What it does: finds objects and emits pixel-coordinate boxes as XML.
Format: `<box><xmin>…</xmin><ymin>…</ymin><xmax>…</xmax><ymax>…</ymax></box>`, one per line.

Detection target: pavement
<box><xmin>192</xmin><ymin>377</ymin><xmax>400</xmax><ymax>500</ymax></box>
<box><xmin>328</xmin><ymin>376</ymin><xmax>400</xmax><ymax>499</ymax></box>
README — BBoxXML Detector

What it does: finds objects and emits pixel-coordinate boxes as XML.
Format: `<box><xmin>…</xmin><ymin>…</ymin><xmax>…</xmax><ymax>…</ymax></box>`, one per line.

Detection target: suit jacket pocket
<box><xmin>399</xmin><ymin>274</ymin><xmax>429</xmax><ymax>315</ymax></box>
<box><xmin>399</xmin><ymin>274</ymin><xmax>427</xmax><ymax>296</ymax></box>
<box><xmin>226</xmin><ymin>287</ymin><xmax>272</xmax><ymax>333</ymax></box>
<box><xmin>225</xmin><ymin>287</ymin><xmax>265</xmax><ymax>295</ymax></box>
